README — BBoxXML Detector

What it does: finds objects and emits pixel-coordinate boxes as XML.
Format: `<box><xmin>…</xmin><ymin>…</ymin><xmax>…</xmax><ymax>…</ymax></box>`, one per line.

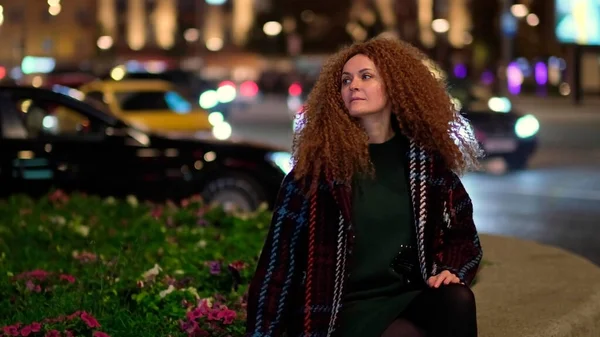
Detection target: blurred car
<box><xmin>421</xmin><ymin>59</ymin><xmax>540</xmax><ymax>170</ymax></box>
<box><xmin>448</xmin><ymin>78</ymin><xmax>539</xmax><ymax>170</ymax></box>
<box><xmin>76</xmin><ymin>79</ymin><xmax>216</xmax><ymax>134</ymax></box>
<box><xmin>0</xmin><ymin>86</ymin><xmax>291</xmax><ymax>210</ymax></box>
<box><xmin>106</xmin><ymin>69</ymin><xmax>233</xmax><ymax>119</ymax></box>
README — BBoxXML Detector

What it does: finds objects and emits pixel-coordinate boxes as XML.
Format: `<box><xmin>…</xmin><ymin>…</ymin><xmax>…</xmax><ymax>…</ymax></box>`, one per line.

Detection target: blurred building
<box><xmin>0</xmin><ymin>0</ymin><xmax>97</xmax><ymax>72</ymax></box>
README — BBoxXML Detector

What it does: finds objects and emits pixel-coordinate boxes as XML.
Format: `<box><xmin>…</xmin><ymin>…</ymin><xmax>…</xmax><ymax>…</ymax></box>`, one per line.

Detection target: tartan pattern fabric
<box><xmin>245</xmin><ymin>142</ymin><xmax>483</xmax><ymax>337</ymax></box>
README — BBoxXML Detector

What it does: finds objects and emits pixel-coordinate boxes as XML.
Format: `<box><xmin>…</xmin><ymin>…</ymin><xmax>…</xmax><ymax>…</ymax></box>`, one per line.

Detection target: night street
<box><xmin>229</xmin><ymin>95</ymin><xmax>600</xmax><ymax>266</ymax></box>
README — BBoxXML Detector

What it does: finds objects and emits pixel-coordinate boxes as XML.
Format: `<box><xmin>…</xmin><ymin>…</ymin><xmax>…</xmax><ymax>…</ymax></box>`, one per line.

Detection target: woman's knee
<box><xmin>436</xmin><ymin>283</ymin><xmax>476</xmax><ymax>310</ymax></box>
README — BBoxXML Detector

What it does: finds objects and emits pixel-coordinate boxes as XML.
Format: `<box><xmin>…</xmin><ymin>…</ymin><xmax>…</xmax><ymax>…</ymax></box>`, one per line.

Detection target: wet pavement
<box><xmin>229</xmin><ymin>95</ymin><xmax>600</xmax><ymax>266</ymax></box>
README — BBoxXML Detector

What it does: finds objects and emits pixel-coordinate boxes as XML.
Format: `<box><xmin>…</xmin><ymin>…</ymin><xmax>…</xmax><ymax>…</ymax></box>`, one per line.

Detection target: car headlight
<box><xmin>515</xmin><ymin>114</ymin><xmax>539</xmax><ymax>138</ymax></box>
<box><xmin>199</xmin><ymin>90</ymin><xmax>219</xmax><ymax>109</ymax></box>
<box><xmin>266</xmin><ymin>152</ymin><xmax>293</xmax><ymax>174</ymax></box>
<box><xmin>487</xmin><ymin>96</ymin><xmax>512</xmax><ymax>113</ymax></box>
<box><xmin>212</xmin><ymin>121</ymin><xmax>232</xmax><ymax>140</ymax></box>
<box><xmin>208</xmin><ymin>111</ymin><xmax>225</xmax><ymax>126</ymax></box>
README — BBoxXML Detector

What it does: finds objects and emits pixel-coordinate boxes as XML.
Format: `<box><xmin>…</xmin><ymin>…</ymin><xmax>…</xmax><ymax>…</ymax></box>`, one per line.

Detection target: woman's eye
<box><xmin>362</xmin><ymin>74</ymin><xmax>372</xmax><ymax>79</ymax></box>
<box><xmin>342</xmin><ymin>78</ymin><xmax>351</xmax><ymax>85</ymax></box>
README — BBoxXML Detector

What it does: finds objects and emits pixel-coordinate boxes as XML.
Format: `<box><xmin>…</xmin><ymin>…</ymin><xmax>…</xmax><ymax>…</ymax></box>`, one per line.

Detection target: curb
<box><xmin>475</xmin><ymin>234</ymin><xmax>600</xmax><ymax>337</ymax></box>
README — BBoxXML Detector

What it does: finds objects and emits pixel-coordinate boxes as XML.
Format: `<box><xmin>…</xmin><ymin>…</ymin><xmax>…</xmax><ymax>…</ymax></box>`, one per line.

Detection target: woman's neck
<box><xmin>359</xmin><ymin>114</ymin><xmax>395</xmax><ymax>144</ymax></box>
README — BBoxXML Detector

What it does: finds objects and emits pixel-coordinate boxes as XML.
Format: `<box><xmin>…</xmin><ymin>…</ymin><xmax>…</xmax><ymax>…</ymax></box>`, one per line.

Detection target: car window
<box><xmin>83</xmin><ymin>91</ymin><xmax>113</xmax><ymax>114</ymax></box>
<box><xmin>8</xmin><ymin>97</ymin><xmax>104</xmax><ymax>139</ymax></box>
<box><xmin>114</xmin><ymin>90</ymin><xmax>192</xmax><ymax>114</ymax></box>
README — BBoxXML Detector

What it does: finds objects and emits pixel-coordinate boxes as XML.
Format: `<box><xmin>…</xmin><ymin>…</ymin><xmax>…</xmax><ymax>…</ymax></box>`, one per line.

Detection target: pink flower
<box><xmin>92</xmin><ymin>332</ymin><xmax>110</xmax><ymax>337</ymax></box>
<box><xmin>16</xmin><ymin>269</ymin><xmax>49</xmax><ymax>281</ymax></box>
<box><xmin>216</xmin><ymin>309</ymin><xmax>237</xmax><ymax>324</ymax></box>
<box><xmin>68</xmin><ymin>311</ymin><xmax>82</xmax><ymax>318</ymax></box>
<box><xmin>3</xmin><ymin>325</ymin><xmax>19</xmax><ymax>336</ymax></box>
<box><xmin>228</xmin><ymin>261</ymin><xmax>247</xmax><ymax>271</ymax></box>
<box><xmin>45</xmin><ymin>330</ymin><xmax>60</xmax><ymax>337</ymax></box>
<box><xmin>59</xmin><ymin>274</ymin><xmax>76</xmax><ymax>284</ymax></box>
<box><xmin>191</xmin><ymin>329</ymin><xmax>209</xmax><ymax>337</ymax></box>
<box><xmin>30</xmin><ymin>323</ymin><xmax>41</xmax><ymax>333</ymax></box>
<box><xmin>180</xmin><ymin>320</ymin><xmax>198</xmax><ymax>334</ymax></box>
<box><xmin>25</xmin><ymin>280</ymin><xmax>41</xmax><ymax>293</ymax></box>
<box><xmin>207</xmin><ymin>309</ymin><xmax>220</xmax><ymax>321</ymax></box>
<box><xmin>25</xmin><ymin>280</ymin><xmax>35</xmax><ymax>291</ymax></box>
<box><xmin>64</xmin><ymin>331</ymin><xmax>74</xmax><ymax>337</ymax></box>
<box><xmin>198</xmin><ymin>300</ymin><xmax>212</xmax><ymax>314</ymax></box>
<box><xmin>29</xmin><ymin>270</ymin><xmax>49</xmax><ymax>279</ymax></box>
<box><xmin>186</xmin><ymin>308</ymin><xmax>203</xmax><ymax>321</ymax></box>
<box><xmin>151</xmin><ymin>207</ymin><xmax>163</xmax><ymax>218</ymax></box>
<box><xmin>81</xmin><ymin>312</ymin><xmax>101</xmax><ymax>328</ymax></box>
<box><xmin>20</xmin><ymin>326</ymin><xmax>31</xmax><ymax>336</ymax></box>
<box><xmin>73</xmin><ymin>251</ymin><xmax>97</xmax><ymax>263</ymax></box>
<box><xmin>49</xmin><ymin>190</ymin><xmax>69</xmax><ymax>203</ymax></box>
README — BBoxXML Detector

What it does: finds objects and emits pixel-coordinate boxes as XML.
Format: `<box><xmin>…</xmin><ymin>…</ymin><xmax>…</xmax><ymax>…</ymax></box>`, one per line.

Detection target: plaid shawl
<box><xmin>245</xmin><ymin>141</ymin><xmax>483</xmax><ymax>337</ymax></box>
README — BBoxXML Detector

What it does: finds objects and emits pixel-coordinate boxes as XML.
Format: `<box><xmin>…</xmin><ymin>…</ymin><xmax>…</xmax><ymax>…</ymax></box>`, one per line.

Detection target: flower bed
<box><xmin>0</xmin><ymin>191</ymin><xmax>273</xmax><ymax>337</ymax></box>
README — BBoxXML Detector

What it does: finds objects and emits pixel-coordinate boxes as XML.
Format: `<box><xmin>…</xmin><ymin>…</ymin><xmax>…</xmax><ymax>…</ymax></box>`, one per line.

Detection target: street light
<box><xmin>206</xmin><ymin>37</ymin><xmax>223</xmax><ymax>51</ymax></box>
<box><xmin>184</xmin><ymin>28</ymin><xmax>199</xmax><ymax>42</ymax></box>
<box><xmin>97</xmin><ymin>36</ymin><xmax>114</xmax><ymax>50</ymax></box>
<box><xmin>263</xmin><ymin>21</ymin><xmax>282</xmax><ymax>36</ymax></box>
<box><xmin>526</xmin><ymin>13</ymin><xmax>539</xmax><ymax>27</ymax></box>
<box><xmin>431</xmin><ymin>19</ymin><xmax>450</xmax><ymax>33</ymax></box>
<box><xmin>510</xmin><ymin>4</ymin><xmax>528</xmax><ymax>18</ymax></box>
<box><xmin>48</xmin><ymin>4</ymin><xmax>61</xmax><ymax>16</ymax></box>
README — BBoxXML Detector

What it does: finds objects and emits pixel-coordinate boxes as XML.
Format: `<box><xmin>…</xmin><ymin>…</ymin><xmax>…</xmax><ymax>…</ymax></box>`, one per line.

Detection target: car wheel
<box><xmin>201</xmin><ymin>174</ymin><xmax>266</xmax><ymax>212</ymax></box>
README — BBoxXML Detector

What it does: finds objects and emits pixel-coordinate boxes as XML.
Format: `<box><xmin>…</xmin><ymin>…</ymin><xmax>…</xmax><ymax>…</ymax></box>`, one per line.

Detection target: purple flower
<box><xmin>196</xmin><ymin>218</ymin><xmax>208</xmax><ymax>227</ymax></box>
<box><xmin>206</xmin><ymin>261</ymin><xmax>221</xmax><ymax>275</ymax></box>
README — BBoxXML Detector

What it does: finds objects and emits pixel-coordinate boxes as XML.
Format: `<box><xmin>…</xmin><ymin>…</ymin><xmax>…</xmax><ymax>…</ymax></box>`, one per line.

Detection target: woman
<box><xmin>245</xmin><ymin>37</ymin><xmax>483</xmax><ymax>337</ymax></box>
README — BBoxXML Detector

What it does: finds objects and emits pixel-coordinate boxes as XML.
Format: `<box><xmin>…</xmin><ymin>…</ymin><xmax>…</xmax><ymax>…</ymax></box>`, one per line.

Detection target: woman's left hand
<box><xmin>427</xmin><ymin>270</ymin><xmax>462</xmax><ymax>288</ymax></box>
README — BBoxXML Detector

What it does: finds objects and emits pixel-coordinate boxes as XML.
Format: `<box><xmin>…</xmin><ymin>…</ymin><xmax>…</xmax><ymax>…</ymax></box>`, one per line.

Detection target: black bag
<box><xmin>389</xmin><ymin>245</ymin><xmax>423</xmax><ymax>288</ymax></box>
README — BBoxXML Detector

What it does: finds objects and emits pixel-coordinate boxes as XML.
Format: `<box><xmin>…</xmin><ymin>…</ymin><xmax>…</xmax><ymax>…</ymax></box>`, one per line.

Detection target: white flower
<box><xmin>142</xmin><ymin>263</ymin><xmax>162</xmax><ymax>281</ymax></box>
<box><xmin>75</xmin><ymin>225</ymin><xmax>90</xmax><ymax>237</ymax></box>
<box><xmin>175</xmin><ymin>269</ymin><xmax>184</xmax><ymax>275</ymax></box>
<box><xmin>159</xmin><ymin>285</ymin><xmax>176</xmax><ymax>298</ymax></box>
<box><xmin>185</xmin><ymin>287</ymin><xmax>200</xmax><ymax>299</ymax></box>
<box><xmin>50</xmin><ymin>216</ymin><xmax>66</xmax><ymax>226</ymax></box>
<box><xmin>196</xmin><ymin>240</ymin><xmax>207</xmax><ymax>249</ymax></box>
<box><xmin>104</xmin><ymin>196</ymin><xmax>116</xmax><ymax>205</ymax></box>
<box><xmin>126</xmin><ymin>195</ymin><xmax>139</xmax><ymax>207</ymax></box>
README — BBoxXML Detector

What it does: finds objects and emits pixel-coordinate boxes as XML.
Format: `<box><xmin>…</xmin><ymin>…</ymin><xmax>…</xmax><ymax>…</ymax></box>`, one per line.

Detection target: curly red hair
<box><xmin>292</xmin><ymin>37</ymin><xmax>481</xmax><ymax>193</ymax></box>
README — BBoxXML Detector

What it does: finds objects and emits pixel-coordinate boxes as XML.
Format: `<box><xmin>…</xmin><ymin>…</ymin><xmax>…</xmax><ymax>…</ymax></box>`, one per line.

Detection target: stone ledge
<box><xmin>476</xmin><ymin>235</ymin><xmax>600</xmax><ymax>337</ymax></box>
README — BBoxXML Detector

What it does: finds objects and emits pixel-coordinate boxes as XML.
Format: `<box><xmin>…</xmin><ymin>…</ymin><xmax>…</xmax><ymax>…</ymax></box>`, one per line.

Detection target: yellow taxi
<box><xmin>77</xmin><ymin>79</ymin><xmax>212</xmax><ymax>133</ymax></box>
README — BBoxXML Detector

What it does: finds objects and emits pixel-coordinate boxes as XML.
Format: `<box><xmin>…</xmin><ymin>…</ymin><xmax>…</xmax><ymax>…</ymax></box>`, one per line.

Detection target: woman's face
<box><xmin>341</xmin><ymin>54</ymin><xmax>390</xmax><ymax>118</ymax></box>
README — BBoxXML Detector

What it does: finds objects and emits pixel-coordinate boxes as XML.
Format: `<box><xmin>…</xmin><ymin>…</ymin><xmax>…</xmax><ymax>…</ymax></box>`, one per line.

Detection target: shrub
<box><xmin>0</xmin><ymin>191</ymin><xmax>272</xmax><ymax>337</ymax></box>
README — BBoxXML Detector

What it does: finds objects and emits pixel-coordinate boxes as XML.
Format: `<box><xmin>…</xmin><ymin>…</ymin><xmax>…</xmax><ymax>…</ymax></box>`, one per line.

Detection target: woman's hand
<box><xmin>427</xmin><ymin>270</ymin><xmax>462</xmax><ymax>288</ymax></box>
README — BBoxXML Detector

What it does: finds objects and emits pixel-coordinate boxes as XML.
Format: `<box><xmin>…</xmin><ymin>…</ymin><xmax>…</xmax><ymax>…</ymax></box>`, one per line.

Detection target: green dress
<box><xmin>339</xmin><ymin>134</ymin><xmax>424</xmax><ymax>337</ymax></box>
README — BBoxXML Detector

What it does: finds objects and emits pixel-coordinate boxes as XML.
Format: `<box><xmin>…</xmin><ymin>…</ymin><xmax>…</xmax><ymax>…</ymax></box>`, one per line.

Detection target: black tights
<box><xmin>381</xmin><ymin>284</ymin><xmax>477</xmax><ymax>337</ymax></box>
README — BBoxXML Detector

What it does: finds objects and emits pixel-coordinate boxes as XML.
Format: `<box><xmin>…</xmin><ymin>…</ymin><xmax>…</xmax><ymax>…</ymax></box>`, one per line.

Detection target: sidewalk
<box><xmin>476</xmin><ymin>234</ymin><xmax>600</xmax><ymax>337</ymax></box>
